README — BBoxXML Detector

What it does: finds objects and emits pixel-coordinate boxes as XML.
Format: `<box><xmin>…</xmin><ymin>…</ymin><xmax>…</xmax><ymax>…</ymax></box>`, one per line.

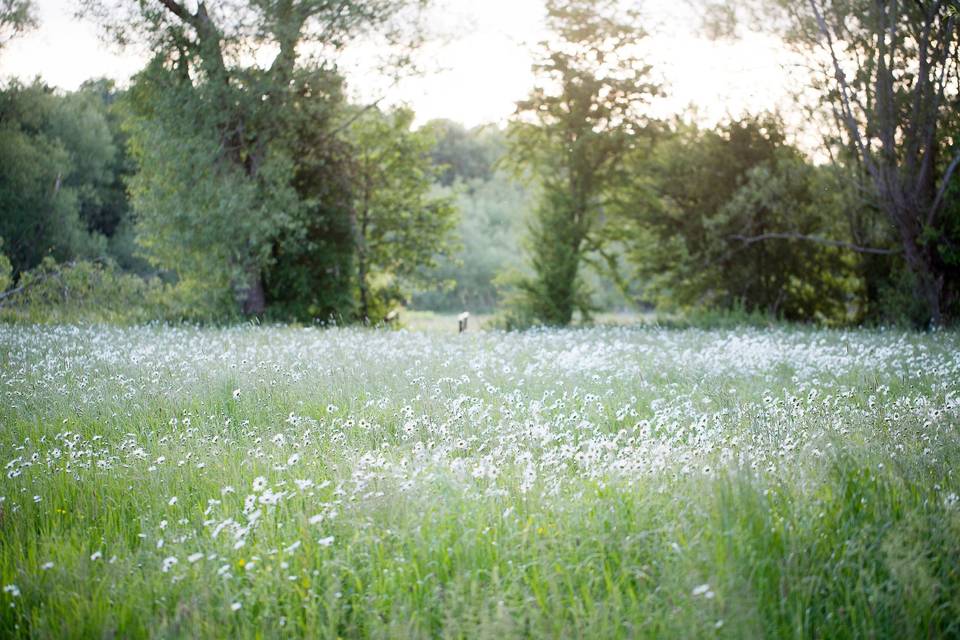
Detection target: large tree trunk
<box><xmin>887</xmin><ymin>198</ymin><xmax>946</xmax><ymax>326</ymax></box>
<box><xmin>900</xmin><ymin>231</ymin><xmax>944</xmax><ymax>326</ymax></box>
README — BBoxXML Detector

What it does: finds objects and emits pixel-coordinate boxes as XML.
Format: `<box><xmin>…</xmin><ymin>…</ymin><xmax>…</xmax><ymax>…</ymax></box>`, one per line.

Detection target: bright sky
<box><xmin>0</xmin><ymin>0</ymin><xmax>800</xmax><ymax>129</ymax></box>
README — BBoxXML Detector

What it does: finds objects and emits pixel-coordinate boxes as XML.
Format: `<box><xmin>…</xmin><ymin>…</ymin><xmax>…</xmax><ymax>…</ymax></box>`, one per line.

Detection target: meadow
<box><xmin>1</xmin><ymin>323</ymin><xmax>958</xmax><ymax>638</ymax></box>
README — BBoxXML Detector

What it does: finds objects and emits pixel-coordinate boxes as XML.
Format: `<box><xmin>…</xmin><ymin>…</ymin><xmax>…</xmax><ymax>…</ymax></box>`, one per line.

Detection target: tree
<box><xmin>89</xmin><ymin>0</ymin><xmax>429</xmax><ymax>316</ymax></box>
<box><xmin>413</xmin><ymin>123</ymin><xmax>529</xmax><ymax>313</ymax></box>
<box><xmin>423</xmin><ymin>120</ymin><xmax>504</xmax><ymax>186</ymax></box>
<box><xmin>412</xmin><ymin>171</ymin><xmax>532</xmax><ymax>313</ymax></box>
<box><xmin>262</xmin><ymin>89</ymin><xmax>357</xmax><ymax>323</ymax></box>
<box><xmin>0</xmin><ymin>0</ymin><xmax>35</xmax><ymax>50</ymax></box>
<box><xmin>715</xmin><ymin>0</ymin><xmax>960</xmax><ymax>325</ymax></box>
<box><xmin>0</xmin><ymin>81</ymin><xmax>115</xmax><ymax>275</ymax></box>
<box><xmin>348</xmin><ymin>108</ymin><xmax>457</xmax><ymax>321</ymax></box>
<box><xmin>507</xmin><ymin>0</ymin><xmax>659</xmax><ymax>325</ymax></box>
<box><xmin>615</xmin><ymin>114</ymin><xmax>860</xmax><ymax>321</ymax></box>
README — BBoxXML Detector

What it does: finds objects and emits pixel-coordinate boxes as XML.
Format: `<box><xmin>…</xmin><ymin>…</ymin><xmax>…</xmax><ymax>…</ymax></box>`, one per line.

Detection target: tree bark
<box><xmin>892</xmin><ymin>209</ymin><xmax>944</xmax><ymax>326</ymax></box>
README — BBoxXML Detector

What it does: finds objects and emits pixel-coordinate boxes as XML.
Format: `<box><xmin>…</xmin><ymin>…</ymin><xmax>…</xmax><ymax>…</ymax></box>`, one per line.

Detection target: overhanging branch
<box><xmin>730</xmin><ymin>232</ymin><xmax>900</xmax><ymax>255</ymax></box>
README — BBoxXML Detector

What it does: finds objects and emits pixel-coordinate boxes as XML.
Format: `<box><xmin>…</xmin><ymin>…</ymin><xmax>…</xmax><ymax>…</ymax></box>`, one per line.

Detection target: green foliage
<box><xmin>347</xmin><ymin>108</ymin><xmax>458</xmax><ymax>322</ymax></box>
<box><xmin>868</xmin><ymin>267</ymin><xmax>936</xmax><ymax>329</ymax></box>
<box><xmin>74</xmin><ymin>79</ymin><xmax>143</xmax><ymax>270</ymax></box>
<box><xmin>100</xmin><ymin>0</ymin><xmax>429</xmax><ymax>319</ymax></box>
<box><xmin>651</xmin><ymin>300</ymin><xmax>777</xmax><ymax>330</ymax></box>
<box><xmin>615</xmin><ymin>115</ymin><xmax>862</xmax><ymax>323</ymax></box>
<box><xmin>413</xmin><ymin>171</ymin><xmax>532</xmax><ymax>313</ymax></box>
<box><xmin>0</xmin><ymin>237</ymin><xmax>12</xmax><ymax>292</ymax></box>
<box><xmin>0</xmin><ymin>81</ymin><xmax>113</xmax><ymax>275</ymax></box>
<box><xmin>0</xmin><ymin>258</ymin><xmax>199</xmax><ymax>324</ymax></box>
<box><xmin>0</xmin><ymin>0</ymin><xmax>35</xmax><ymax>49</ymax></box>
<box><xmin>507</xmin><ymin>0</ymin><xmax>659</xmax><ymax>326</ymax></box>
<box><xmin>265</xmin><ymin>125</ymin><xmax>356</xmax><ymax>324</ymax></box>
<box><xmin>0</xmin><ymin>74</ymin><xmax>143</xmax><ymax>293</ymax></box>
<box><xmin>423</xmin><ymin>120</ymin><xmax>505</xmax><ymax>186</ymax></box>
<box><xmin>519</xmin><ymin>189</ymin><xmax>597</xmax><ymax>325</ymax></box>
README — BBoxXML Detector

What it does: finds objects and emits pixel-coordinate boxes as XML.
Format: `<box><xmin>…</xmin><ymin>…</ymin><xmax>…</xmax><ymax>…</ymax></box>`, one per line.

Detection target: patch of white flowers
<box><xmin>0</xmin><ymin>324</ymin><xmax>957</xmax><ymax>606</ymax></box>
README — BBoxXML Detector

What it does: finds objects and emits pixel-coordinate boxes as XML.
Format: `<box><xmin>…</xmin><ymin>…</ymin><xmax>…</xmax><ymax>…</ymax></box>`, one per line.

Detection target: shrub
<box><xmin>0</xmin><ymin>258</ymin><xmax>228</xmax><ymax>324</ymax></box>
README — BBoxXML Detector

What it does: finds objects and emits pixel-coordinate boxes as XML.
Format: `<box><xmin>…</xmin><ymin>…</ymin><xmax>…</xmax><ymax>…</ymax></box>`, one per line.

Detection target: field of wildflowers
<box><xmin>1</xmin><ymin>324</ymin><xmax>958</xmax><ymax>638</ymax></box>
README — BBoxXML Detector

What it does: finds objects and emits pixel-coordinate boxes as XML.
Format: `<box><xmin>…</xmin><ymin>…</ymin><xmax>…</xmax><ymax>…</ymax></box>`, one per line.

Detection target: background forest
<box><xmin>0</xmin><ymin>0</ymin><xmax>958</xmax><ymax>328</ymax></box>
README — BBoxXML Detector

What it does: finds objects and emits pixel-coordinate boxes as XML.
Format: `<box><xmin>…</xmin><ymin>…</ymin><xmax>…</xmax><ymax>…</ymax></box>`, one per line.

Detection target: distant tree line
<box><xmin>0</xmin><ymin>0</ymin><xmax>956</xmax><ymax>328</ymax></box>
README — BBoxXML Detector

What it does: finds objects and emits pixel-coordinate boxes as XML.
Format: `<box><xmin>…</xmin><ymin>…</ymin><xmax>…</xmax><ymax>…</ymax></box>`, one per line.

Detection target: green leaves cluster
<box><xmin>0</xmin><ymin>257</ymin><xmax>189</xmax><ymax>324</ymax></box>
<box><xmin>348</xmin><ymin>108</ymin><xmax>458</xmax><ymax>321</ymax></box>
<box><xmin>613</xmin><ymin>115</ymin><xmax>862</xmax><ymax>323</ymax></box>
<box><xmin>717</xmin><ymin>0</ymin><xmax>960</xmax><ymax>325</ymax></box>
<box><xmin>90</xmin><ymin>0</ymin><xmax>454</xmax><ymax>322</ymax></box>
<box><xmin>0</xmin><ymin>0</ymin><xmax>35</xmax><ymax>49</ymax></box>
<box><xmin>506</xmin><ymin>0</ymin><xmax>659</xmax><ymax>326</ymax></box>
<box><xmin>0</xmin><ymin>81</ymin><xmax>127</xmax><ymax>276</ymax></box>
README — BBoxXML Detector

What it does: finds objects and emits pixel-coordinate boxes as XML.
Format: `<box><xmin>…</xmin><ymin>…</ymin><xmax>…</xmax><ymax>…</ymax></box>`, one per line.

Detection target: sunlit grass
<box><xmin>1</xmin><ymin>324</ymin><xmax>958</xmax><ymax>637</ymax></box>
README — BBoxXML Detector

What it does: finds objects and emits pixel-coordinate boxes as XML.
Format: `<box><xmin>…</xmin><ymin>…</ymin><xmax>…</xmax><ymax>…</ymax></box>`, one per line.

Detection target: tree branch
<box><xmin>157</xmin><ymin>0</ymin><xmax>194</xmax><ymax>27</ymax></box>
<box><xmin>730</xmin><ymin>232</ymin><xmax>900</xmax><ymax>255</ymax></box>
<box><xmin>0</xmin><ymin>259</ymin><xmax>107</xmax><ymax>306</ymax></box>
<box><xmin>807</xmin><ymin>0</ymin><xmax>878</xmax><ymax>181</ymax></box>
<box><xmin>929</xmin><ymin>150</ymin><xmax>960</xmax><ymax>224</ymax></box>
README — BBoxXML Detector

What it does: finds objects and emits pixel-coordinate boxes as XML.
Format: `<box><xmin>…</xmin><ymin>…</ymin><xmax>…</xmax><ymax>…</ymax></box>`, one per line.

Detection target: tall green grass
<box><xmin>0</xmin><ymin>324</ymin><xmax>957</xmax><ymax>638</ymax></box>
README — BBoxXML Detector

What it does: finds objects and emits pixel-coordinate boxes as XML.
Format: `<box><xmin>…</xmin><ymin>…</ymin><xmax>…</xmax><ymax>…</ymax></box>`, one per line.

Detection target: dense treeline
<box><xmin>0</xmin><ymin>0</ymin><xmax>956</xmax><ymax>327</ymax></box>
<box><xmin>496</xmin><ymin>0</ymin><xmax>959</xmax><ymax>328</ymax></box>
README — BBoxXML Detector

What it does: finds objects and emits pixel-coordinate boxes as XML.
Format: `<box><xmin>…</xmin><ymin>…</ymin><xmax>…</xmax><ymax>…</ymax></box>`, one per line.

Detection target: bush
<box><xmin>0</xmin><ymin>241</ymin><xmax>11</xmax><ymax>293</ymax></box>
<box><xmin>0</xmin><ymin>258</ymin><xmax>226</xmax><ymax>324</ymax></box>
<box><xmin>653</xmin><ymin>300</ymin><xmax>780</xmax><ymax>330</ymax></box>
